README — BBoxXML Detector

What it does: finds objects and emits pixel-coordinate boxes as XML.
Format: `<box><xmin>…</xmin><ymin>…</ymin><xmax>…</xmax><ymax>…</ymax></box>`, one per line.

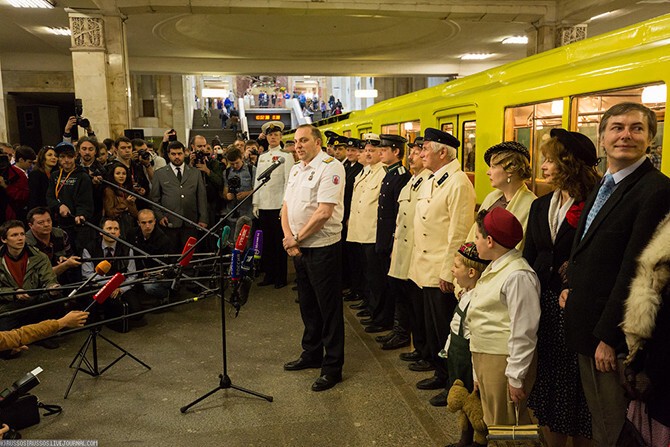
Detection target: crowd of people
<box><xmin>1</xmin><ymin>101</ymin><xmax>669</xmax><ymax>446</ymax></box>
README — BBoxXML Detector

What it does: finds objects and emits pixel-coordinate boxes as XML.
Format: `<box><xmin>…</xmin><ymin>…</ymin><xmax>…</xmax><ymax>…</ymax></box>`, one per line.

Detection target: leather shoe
<box><xmin>409</xmin><ymin>360</ymin><xmax>435</xmax><ymax>372</ymax></box>
<box><xmin>364</xmin><ymin>325</ymin><xmax>392</xmax><ymax>333</ymax></box>
<box><xmin>356</xmin><ymin>310</ymin><xmax>371</xmax><ymax>318</ymax></box>
<box><xmin>349</xmin><ymin>302</ymin><xmax>366</xmax><ymax>310</ymax></box>
<box><xmin>375</xmin><ymin>332</ymin><xmax>395</xmax><ymax>343</ymax></box>
<box><xmin>416</xmin><ymin>376</ymin><xmax>447</xmax><ymax>390</ymax></box>
<box><xmin>399</xmin><ymin>350</ymin><xmax>421</xmax><ymax>362</ymax></box>
<box><xmin>429</xmin><ymin>389</ymin><xmax>449</xmax><ymax>407</ymax></box>
<box><xmin>283</xmin><ymin>357</ymin><xmax>321</xmax><ymax>371</ymax></box>
<box><xmin>360</xmin><ymin>318</ymin><xmax>374</xmax><ymax>325</ymax></box>
<box><xmin>381</xmin><ymin>334</ymin><xmax>410</xmax><ymax>350</ymax></box>
<box><xmin>311</xmin><ymin>374</ymin><xmax>341</xmax><ymax>392</ymax></box>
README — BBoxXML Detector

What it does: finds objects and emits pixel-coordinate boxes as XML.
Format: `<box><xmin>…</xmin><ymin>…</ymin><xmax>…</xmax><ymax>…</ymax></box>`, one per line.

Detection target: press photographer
<box><xmin>189</xmin><ymin>135</ymin><xmax>224</xmax><ymax>229</ymax></box>
<box><xmin>62</xmin><ymin>98</ymin><xmax>96</xmax><ymax>142</ymax></box>
<box><xmin>131</xmin><ymin>138</ymin><xmax>166</xmax><ymax>183</ymax></box>
<box><xmin>222</xmin><ymin>148</ymin><xmax>255</xmax><ymax>232</ymax></box>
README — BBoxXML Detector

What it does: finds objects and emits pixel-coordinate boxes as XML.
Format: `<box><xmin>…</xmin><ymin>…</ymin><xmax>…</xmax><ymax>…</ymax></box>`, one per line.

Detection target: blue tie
<box><xmin>582</xmin><ymin>173</ymin><xmax>615</xmax><ymax>238</ymax></box>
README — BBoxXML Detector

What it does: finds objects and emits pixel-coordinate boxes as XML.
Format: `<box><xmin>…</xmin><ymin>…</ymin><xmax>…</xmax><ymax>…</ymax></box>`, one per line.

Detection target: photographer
<box><xmin>222</xmin><ymin>148</ymin><xmax>256</xmax><ymax>231</ymax></box>
<box><xmin>62</xmin><ymin>114</ymin><xmax>95</xmax><ymax>144</ymax></box>
<box><xmin>244</xmin><ymin>140</ymin><xmax>260</xmax><ymax>167</ymax></box>
<box><xmin>189</xmin><ymin>135</ymin><xmax>224</xmax><ymax>227</ymax></box>
<box><xmin>159</xmin><ymin>128</ymin><xmax>178</xmax><ymax>161</ymax></box>
<box><xmin>0</xmin><ymin>148</ymin><xmax>29</xmax><ymax>223</ymax></box>
<box><xmin>131</xmin><ymin>138</ymin><xmax>165</xmax><ymax>183</ymax></box>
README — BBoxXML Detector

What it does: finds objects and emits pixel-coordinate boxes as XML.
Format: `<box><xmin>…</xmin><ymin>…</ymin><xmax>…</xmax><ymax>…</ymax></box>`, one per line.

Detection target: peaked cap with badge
<box><xmin>261</xmin><ymin>121</ymin><xmax>285</xmax><ymax>134</ymax></box>
<box><xmin>423</xmin><ymin>128</ymin><xmax>460</xmax><ymax>148</ymax></box>
<box><xmin>379</xmin><ymin>134</ymin><xmax>407</xmax><ymax>150</ymax></box>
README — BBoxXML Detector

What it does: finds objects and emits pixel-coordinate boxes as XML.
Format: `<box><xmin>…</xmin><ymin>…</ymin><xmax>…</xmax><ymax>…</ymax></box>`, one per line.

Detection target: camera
<box><xmin>228</xmin><ymin>175</ymin><xmax>241</xmax><ymax>195</ymax></box>
<box><xmin>137</xmin><ymin>149</ymin><xmax>152</xmax><ymax>161</ymax></box>
<box><xmin>74</xmin><ymin>98</ymin><xmax>90</xmax><ymax>129</ymax></box>
<box><xmin>194</xmin><ymin>150</ymin><xmax>208</xmax><ymax>165</ymax></box>
<box><xmin>168</xmin><ymin>129</ymin><xmax>177</xmax><ymax>142</ymax></box>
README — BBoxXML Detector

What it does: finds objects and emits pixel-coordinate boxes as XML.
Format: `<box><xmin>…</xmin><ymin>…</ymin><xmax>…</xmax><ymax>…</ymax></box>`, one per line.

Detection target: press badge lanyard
<box><xmin>54</xmin><ymin>169</ymin><xmax>74</xmax><ymax>199</ymax></box>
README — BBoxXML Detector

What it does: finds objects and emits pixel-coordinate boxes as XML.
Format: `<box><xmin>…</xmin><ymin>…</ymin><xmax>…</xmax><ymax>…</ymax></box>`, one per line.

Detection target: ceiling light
<box><xmin>202</xmin><ymin>88</ymin><xmax>229</xmax><ymax>98</ymax></box>
<box><xmin>502</xmin><ymin>36</ymin><xmax>528</xmax><ymax>45</ymax></box>
<box><xmin>354</xmin><ymin>89</ymin><xmax>378</xmax><ymax>98</ymax></box>
<box><xmin>461</xmin><ymin>53</ymin><xmax>493</xmax><ymax>60</ymax></box>
<box><xmin>46</xmin><ymin>27</ymin><xmax>71</xmax><ymax>36</ymax></box>
<box><xmin>641</xmin><ymin>85</ymin><xmax>667</xmax><ymax>104</ymax></box>
<box><xmin>588</xmin><ymin>11</ymin><xmax>612</xmax><ymax>21</ymax></box>
<box><xmin>9</xmin><ymin>0</ymin><xmax>55</xmax><ymax>8</ymax></box>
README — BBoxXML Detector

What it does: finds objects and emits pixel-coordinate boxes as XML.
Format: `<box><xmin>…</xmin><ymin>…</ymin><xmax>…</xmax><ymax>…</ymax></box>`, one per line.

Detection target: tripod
<box><xmin>180</xmin><ymin>176</ymin><xmax>275</xmax><ymax>413</ymax></box>
<box><xmin>65</xmin><ymin>320</ymin><xmax>151</xmax><ymax>399</ymax></box>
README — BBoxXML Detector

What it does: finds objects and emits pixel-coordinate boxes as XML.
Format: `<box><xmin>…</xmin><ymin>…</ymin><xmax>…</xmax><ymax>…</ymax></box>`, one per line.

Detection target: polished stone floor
<box><xmin>2</xmin><ymin>280</ymin><xmax>459</xmax><ymax>446</ymax></box>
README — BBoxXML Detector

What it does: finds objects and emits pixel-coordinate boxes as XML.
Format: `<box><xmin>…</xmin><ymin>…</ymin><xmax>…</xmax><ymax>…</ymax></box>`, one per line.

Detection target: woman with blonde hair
<box><xmin>524</xmin><ymin>128</ymin><xmax>601</xmax><ymax>447</ymax></box>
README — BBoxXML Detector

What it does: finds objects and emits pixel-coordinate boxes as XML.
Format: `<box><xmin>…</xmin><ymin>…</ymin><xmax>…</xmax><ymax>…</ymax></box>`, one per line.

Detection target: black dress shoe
<box><xmin>429</xmin><ymin>389</ymin><xmax>449</xmax><ymax>407</ymax></box>
<box><xmin>375</xmin><ymin>332</ymin><xmax>395</xmax><ymax>343</ymax></box>
<box><xmin>409</xmin><ymin>360</ymin><xmax>436</xmax><ymax>372</ymax></box>
<box><xmin>311</xmin><ymin>374</ymin><xmax>342</xmax><ymax>392</ymax></box>
<box><xmin>364</xmin><ymin>325</ymin><xmax>392</xmax><ymax>333</ymax></box>
<box><xmin>416</xmin><ymin>376</ymin><xmax>447</xmax><ymax>390</ymax></box>
<box><xmin>283</xmin><ymin>357</ymin><xmax>321</xmax><ymax>371</ymax></box>
<box><xmin>349</xmin><ymin>302</ymin><xmax>366</xmax><ymax>310</ymax></box>
<box><xmin>274</xmin><ymin>282</ymin><xmax>287</xmax><ymax>289</ymax></box>
<box><xmin>355</xmin><ymin>310</ymin><xmax>371</xmax><ymax>318</ymax></box>
<box><xmin>399</xmin><ymin>350</ymin><xmax>421</xmax><ymax>362</ymax></box>
<box><xmin>381</xmin><ymin>334</ymin><xmax>411</xmax><ymax>350</ymax></box>
<box><xmin>360</xmin><ymin>318</ymin><xmax>374</xmax><ymax>325</ymax></box>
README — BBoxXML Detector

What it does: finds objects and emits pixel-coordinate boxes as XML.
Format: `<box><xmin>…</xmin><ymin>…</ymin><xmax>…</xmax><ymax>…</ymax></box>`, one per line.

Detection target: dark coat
<box><xmin>376</xmin><ymin>162</ymin><xmax>410</xmax><ymax>255</ymax></box>
<box><xmin>45</xmin><ymin>166</ymin><xmax>94</xmax><ymax>228</ymax></box>
<box><xmin>564</xmin><ymin>159</ymin><xmax>670</xmax><ymax>357</ymax></box>
<box><xmin>523</xmin><ymin>192</ymin><xmax>578</xmax><ymax>292</ymax></box>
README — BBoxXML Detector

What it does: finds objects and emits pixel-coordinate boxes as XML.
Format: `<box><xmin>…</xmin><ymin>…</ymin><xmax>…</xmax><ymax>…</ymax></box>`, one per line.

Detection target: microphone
<box><xmin>252</xmin><ymin>230</ymin><xmax>263</xmax><ymax>261</ymax></box>
<box><xmin>230</xmin><ymin>249</ymin><xmax>241</xmax><ymax>281</ymax></box>
<box><xmin>217</xmin><ymin>225</ymin><xmax>231</xmax><ymax>250</ymax></box>
<box><xmin>240</xmin><ymin>248</ymin><xmax>254</xmax><ymax>276</ymax></box>
<box><xmin>85</xmin><ymin>272</ymin><xmax>125</xmax><ymax>311</ymax></box>
<box><xmin>179</xmin><ymin>237</ymin><xmax>198</xmax><ymax>267</ymax></box>
<box><xmin>235</xmin><ymin>224</ymin><xmax>251</xmax><ymax>251</ymax></box>
<box><xmin>256</xmin><ymin>156</ymin><xmax>285</xmax><ymax>181</ymax></box>
<box><xmin>68</xmin><ymin>260</ymin><xmax>111</xmax><ymax>297</ymax></box>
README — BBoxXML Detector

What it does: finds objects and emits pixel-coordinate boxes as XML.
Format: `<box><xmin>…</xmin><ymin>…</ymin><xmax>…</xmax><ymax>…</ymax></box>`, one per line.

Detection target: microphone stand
<box><xmin>180</xmin><ymin>171</ymin><xmax>274</xmax><ymax>413</ymax></box>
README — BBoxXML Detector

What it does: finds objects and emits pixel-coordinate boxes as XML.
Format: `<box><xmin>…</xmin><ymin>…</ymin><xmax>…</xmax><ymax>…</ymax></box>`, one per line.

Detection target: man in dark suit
<box><xmin>149</xmin><ymin>141</ymin><xmax>208</xmax><ymax>252</ymax></box>
<box><xmin>561</xmin><ymin>102</ymin><xmax>670</xmax><ymax>446</ymax></box>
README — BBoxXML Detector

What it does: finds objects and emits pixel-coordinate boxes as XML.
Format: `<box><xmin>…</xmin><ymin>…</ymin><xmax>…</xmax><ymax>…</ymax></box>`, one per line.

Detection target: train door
<box><xmin>438</xmin><ymin>113</ymin><xmax>476</xmax><ymax>185</ymax></box>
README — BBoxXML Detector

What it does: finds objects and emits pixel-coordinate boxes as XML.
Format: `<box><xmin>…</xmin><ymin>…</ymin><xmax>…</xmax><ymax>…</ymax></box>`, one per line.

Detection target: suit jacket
<box><xmin>149</xmin><ymin>164</ymin><xmax>208</xmax><ymax>228</ymax></box>
<box><xmin>564</xmin><ymin>159</ymin><xmax>670</xmax><ymax>357</ymax></box>
<box><xmin>523</xmin><ymin>192</ymin><xmax>577</xmax><ymax>292</ymax></box>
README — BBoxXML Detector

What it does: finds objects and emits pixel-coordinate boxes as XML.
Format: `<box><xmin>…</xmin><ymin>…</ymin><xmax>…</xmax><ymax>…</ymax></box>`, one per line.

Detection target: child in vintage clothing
<box><xmin>467</xmin><ymin>207</ymin><xmax>541</xmax><ymax>426</ymax></box>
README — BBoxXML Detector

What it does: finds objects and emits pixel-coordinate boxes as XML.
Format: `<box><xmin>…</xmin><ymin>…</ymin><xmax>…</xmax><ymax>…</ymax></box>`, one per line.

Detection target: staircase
<box><xmin>189</xmin><ymin>108</ymin><xmax>239</xmax><ymax>147</ymax></box>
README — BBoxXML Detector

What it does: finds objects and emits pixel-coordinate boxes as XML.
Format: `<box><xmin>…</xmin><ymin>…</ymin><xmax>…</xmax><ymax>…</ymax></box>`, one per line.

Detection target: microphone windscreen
<box><xmin>179</xmin><ymin>237</ymin><xmax>197</xmax><ymax>267</ymax></box>
<box><xmin>253</xmin><ymin>230</ymin><xmax>263</xmax><ymax>260</ymax></box>
<box><xmin>218</xmin><ymin>225</ymin><xmax>231</xmax><ymax>249</ymax></box>
<box><xmin>235</xmin><ymin>224</ymin><xmax>251</xmax><ymax>251</ymax></box>
<box><xmin>277</xmin><ymin>157</ymin><xmax>286</xmax><ymax>164</ymax></box>
<box><xmin>95</xmin><ymin>260</ymin><xmax>112</xmax><ymax>276</ymax></box>
<box><xmin>230</xmin><ymin>249</ymin><xmax>241</xmax><ymax>281</ymax></box>
<box><xmin>93</xmin><ymin>272</ymin><xmax>125</xmax><ymax>304</ymax></box>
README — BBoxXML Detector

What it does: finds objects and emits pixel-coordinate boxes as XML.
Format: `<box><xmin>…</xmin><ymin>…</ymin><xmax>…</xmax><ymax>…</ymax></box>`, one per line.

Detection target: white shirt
<box><xmin>170</xmin><ymin>163</ymin><xmax>184</xmax><ymax>179</ymax></box>
<box><xmin>81</xmin><ymin>242</ymin><xmax>136</xmax><ymax>295</ymax></box>
<box><xmin>284</xmin><ymin>150</ymin><xmax>345</xmax><ymax>248</ymax></box>
<box><xmin>253</xmin><ymin>146</ymin><xmax>293</xmax><ymax>210</ymax></box>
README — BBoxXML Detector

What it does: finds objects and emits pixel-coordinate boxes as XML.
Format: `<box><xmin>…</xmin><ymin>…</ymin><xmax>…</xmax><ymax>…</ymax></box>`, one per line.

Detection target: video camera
<box><xmin>74</xmin><ymin>98</ymin><xmax>91</xmax><ymax>129</ymax></box>
<box><xmin>227</xmin><ymin>175</ymin><xmax>241</xmax><ymax>195</ymax></box>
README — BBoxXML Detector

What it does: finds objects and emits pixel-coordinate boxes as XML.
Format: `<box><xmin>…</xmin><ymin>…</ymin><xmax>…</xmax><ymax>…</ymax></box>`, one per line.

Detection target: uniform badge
<box><xmin>333</xmin><ymin>175</ymin><xmax>340</xmax><ymax>185</ymax></box>
<box><xmin>308</xmin><ymin>171</ymin><xmax>314</xmax><ymax>181</ymax></box>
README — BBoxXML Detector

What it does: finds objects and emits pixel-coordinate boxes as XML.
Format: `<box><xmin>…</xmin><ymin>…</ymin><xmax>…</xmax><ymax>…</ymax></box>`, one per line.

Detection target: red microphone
<box><xmin>179</xmin><ymin>237</ymin><xmax>197</xmax><ymax>267</ymax></box>
<box><xmin>235</xmin><ymin>224</ymin><xmax>251</xmax><ymax>251</ymax></box>
<box><xmin>86</xmin><ymin>273</ymin><xmax>125</xmax><ymax>310</ymax></box>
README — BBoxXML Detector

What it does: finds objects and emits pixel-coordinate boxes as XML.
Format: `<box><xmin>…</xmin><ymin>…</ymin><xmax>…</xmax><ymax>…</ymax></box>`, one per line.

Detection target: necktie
<box><xmin>176</xmin><ymin>167</ymin><xmax>182</xmax><ymax>183</ymax></box>
<box><xmin>582</xmin><ymin>173</ymin><xmax>615</xmax><ymax>238</ymax></box>
<box><xmin>104</xmin><ymin>246</ymin><xmax>114</xmax><ymax>258</ymax></box>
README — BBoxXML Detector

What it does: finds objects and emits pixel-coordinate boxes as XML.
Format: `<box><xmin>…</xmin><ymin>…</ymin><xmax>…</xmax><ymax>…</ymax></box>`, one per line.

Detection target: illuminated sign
<box><xmin>255</xmin><ymin>114</ymin><xmax>282</xmax><ymax>121</ymax></box>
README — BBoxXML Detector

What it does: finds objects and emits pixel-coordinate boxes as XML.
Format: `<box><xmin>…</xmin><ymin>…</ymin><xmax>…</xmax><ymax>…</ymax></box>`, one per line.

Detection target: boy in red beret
<box><xmin>467</xmin><ymin>207</ymin><xmax>541</xmax><ymax>427</ymax></box>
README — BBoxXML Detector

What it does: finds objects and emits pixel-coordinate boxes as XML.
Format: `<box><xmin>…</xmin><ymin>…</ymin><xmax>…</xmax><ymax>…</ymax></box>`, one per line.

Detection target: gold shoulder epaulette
<box><xmin>323</xmin><ymin>157</ymin><xmax>334</xmax><ymax>163</ymax></box>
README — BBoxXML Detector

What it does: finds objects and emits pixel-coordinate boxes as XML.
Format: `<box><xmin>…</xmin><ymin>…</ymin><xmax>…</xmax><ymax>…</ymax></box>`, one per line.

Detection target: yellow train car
<box><xmin>288</xmin><ymin>14</ymin><xmax>669</xmax><ymax>204</ymax></box>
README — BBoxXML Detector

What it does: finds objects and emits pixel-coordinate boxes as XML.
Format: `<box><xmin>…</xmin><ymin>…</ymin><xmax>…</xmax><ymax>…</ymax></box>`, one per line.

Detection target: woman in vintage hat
<box><xmin>523</xmin><ymin>128</ymin><xmax>600</xmax><ymax>447</ymax></box>
<box><xmin>466</xmin><ymin>141</ymin><xmax>536</xmax><ymax>251</ymax></box>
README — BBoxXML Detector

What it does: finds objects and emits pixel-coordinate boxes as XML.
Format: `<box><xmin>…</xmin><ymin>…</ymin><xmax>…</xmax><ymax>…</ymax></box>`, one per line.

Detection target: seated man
<box><xmin>81</xmin><ymin>217</ymin><xmax>141</xmax><ymax>325</ymax></box>
<box><xmin>128</xmin><ymin>209</ymin><xmax>172</xmax><ymax>303</ymax></box>
<box><xmin>0</xmin><ymin>220</ymin><xmax>61</xmax><ymax>346</ymax></box>
<box><xmin>25</xmin><ymin>207</ymin><xmax>81</xmax><ymax>284</ymax></box>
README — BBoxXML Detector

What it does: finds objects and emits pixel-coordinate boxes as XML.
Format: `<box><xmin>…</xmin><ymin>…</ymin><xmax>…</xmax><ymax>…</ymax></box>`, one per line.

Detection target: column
<box><xmin>0</xmin><ymin>57</ymin><xmax>7</xmax><ymax>142</ymax></box>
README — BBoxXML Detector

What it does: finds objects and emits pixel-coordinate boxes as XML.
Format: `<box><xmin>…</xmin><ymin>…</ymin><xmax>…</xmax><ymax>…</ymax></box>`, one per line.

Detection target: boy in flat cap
<box><xmin>467</xmin><ymin>207</ymin><xmax>540</xmax><ymax>427</ymax></box>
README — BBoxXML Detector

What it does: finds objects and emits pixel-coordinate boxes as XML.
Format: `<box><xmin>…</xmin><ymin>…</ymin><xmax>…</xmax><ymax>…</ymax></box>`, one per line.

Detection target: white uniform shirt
<box><xmin>253</xmin><ymin>146</ymin><xmax>294</xmax><ymax>210</ymax></box>
<box><xmin>284</xmin><ymin>151</ymin><xmax>345</xmax><ymax>248</ymax></box>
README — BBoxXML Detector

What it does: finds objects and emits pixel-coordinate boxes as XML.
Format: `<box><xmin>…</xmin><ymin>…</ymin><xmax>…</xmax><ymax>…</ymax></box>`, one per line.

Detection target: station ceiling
<box><xmin>1</xmin><ymin>0</ymin><xmax>669</xmax><ymax>76</ymax></box>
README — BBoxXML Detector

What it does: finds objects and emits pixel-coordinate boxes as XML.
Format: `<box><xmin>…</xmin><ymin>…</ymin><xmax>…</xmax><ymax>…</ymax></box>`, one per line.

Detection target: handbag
<box><xmin>0</xmin><ymin>394</ymin><xmax>62</xmax><ymax>430</ymax></box>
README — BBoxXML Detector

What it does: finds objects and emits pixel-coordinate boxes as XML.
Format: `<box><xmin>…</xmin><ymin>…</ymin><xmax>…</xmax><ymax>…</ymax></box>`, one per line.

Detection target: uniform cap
<box><xmin>361</xmin><ymin>133</ymin><xmax>381</xmax><ymax>146</ymax></box>
<box><xmin>482</xmin><ymin>207</ymin><xmax>523</xmax><ymax>249</ymax></box>
<box><xmin>261</xmin><ymin>121</ymin><xmax>285</xmax><ymax>134</ymax></box>
<box><xmin>324</xmin><ymin>130</ymin><xmax>340</xmax><ymax>145</ymax></box>
<box><xmin>423</xmin><ymin>128</ymin><xmax>460</xmax><ymax>148</ymax></box>
<box><xmin>408</xmin><ymin>137</ymin><xmax>424</xmax><ymax>148</ymax></box>
<box><xmin>549</xmin><ymin>128</ymin><xmax>598</xmax><ymax>166</ymax></box>
<box><xmin>484</xmin><ymin>141</ymin><xmax>530</xmax><ymax>166</ymax></box>
<box><xmin>379</xmin><ymin>134</ymin><xmax>407</xmax><ymax>150</ymax></box>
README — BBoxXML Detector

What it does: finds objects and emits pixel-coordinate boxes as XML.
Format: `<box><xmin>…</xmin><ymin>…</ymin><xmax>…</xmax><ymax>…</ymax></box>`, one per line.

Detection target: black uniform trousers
<box><xmin>363</xmin><ymin>243</ymin><xmax>392</xmax><ymax>327</ymax></box>
<box><xmin>346</xmin><ymin>241</ymin><xmax>367</xmax><ymax>303</ymax></box>
<box><xmin>388</xmin><ymin>278</ymin><xmax>426</xmax><ymax>352</ymax></box>
<box><xmin>259</xmin><ymin>209</ymin><xmax>287</xmax><ymax>286</ymax></box>
<box><xmin>294</xmin><ymin>242</ymin><xmax>344</xmax><ymax>377</ymax></box>
<box><xmin>423</xmin><ymin>287</ymin><xmax>457</xmax><ymax>381</ymax></box>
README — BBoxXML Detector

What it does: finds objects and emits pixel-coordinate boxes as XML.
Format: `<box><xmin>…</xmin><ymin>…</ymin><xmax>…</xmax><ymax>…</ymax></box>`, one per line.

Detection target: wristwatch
<box><xmin>294</xmin><ymin>233</ymin><xmax>300</xmax><ymax>244</ymax></box>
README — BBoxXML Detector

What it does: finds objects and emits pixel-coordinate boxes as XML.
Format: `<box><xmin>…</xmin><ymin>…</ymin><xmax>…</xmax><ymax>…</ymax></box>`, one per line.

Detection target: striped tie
<box><xmin>582</xmin><ymin>173</ymin><xmax>615</xmax><ymax>239</ymax></box>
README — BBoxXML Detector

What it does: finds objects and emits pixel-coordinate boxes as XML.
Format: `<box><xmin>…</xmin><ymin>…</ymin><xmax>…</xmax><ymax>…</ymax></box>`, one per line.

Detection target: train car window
<box><xmin>401</xmin><ymin>120</ymin><xmax>421</xmax><ymax>143</ymax></box>
<box><xmin>358</xmin><ymin>128</ymin><xmax>372</xmax><ymax>138</ymax></box>
<box><xmin>342</xmin><ymin>130</ymin><xmax>352</xmax><ymax>137</ymax></box>
<box><xmin>441</xmin><ymin>123</ymin><xmax>454</xmax><ymax>134</ymax></box>
<box><xmin>381</xmin><ymin>124</ymin><xmax>400</xmax><ymax>135</ymax></box>
<box><xmin>504</xmin><ymin>100</ymin><xmax>562</xmax><ymax>195</ymax></box>
<box><xmin>462</xmin><ymin>121</ymin><xmax>476</xmax><ymax>173</ymax></box>
<box><xmin>572</xmin><ymin>83</ymin><xmax>666</xmax><ymax>173</ymax></box>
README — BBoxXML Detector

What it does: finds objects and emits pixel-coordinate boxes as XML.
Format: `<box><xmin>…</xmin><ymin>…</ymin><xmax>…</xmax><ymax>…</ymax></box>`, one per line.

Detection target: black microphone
<box><xmin>256</xmin><ymin>156</ymin><xmax>285</xmax><ymax>181</ymax></box>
